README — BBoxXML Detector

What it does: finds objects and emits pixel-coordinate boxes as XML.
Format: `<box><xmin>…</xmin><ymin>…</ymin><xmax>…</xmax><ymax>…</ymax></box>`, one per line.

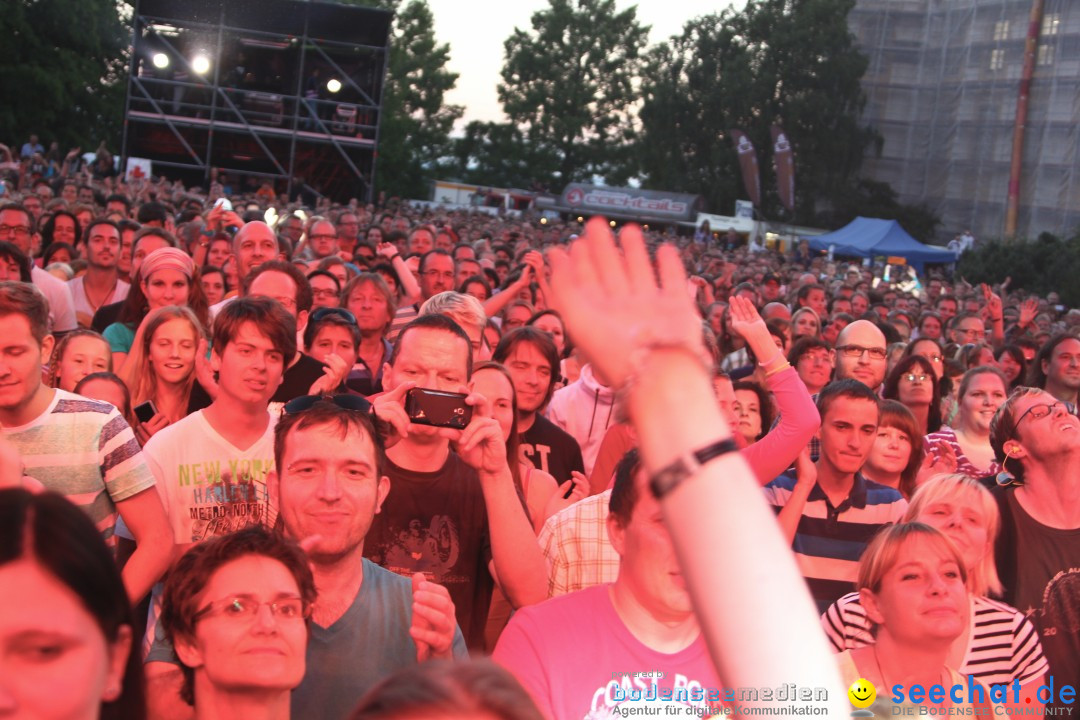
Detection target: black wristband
<box><xmin>649</xmin><ymin>438</ymin><xmax>740</xmax><ymax>499</ymax></box>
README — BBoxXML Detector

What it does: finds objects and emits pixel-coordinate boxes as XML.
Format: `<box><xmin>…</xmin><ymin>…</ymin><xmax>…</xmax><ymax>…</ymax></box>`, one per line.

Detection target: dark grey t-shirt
<box><xmin>292</xmin><ymin>558</ymin><xmax>468</xmax><ymax>720</ymax></box>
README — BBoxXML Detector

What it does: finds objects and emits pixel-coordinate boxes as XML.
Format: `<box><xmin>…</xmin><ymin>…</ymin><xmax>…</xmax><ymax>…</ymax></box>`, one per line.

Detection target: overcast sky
<box><xmin>426</xmin><ymin>0</ymin><xmax>749</xmax><ymax>129</ymax></box>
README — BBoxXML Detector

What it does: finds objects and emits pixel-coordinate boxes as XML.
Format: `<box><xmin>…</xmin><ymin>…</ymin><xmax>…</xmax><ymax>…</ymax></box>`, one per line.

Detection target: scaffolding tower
<box><xmin>121</xmin><ymin>0</ymin><xmax>392</xmax><ymax>202</ymax></box>
<box><xmin>849</xmin><ymin>0</ymin><xmax>1080</xmax><ymax>241</ymax></box>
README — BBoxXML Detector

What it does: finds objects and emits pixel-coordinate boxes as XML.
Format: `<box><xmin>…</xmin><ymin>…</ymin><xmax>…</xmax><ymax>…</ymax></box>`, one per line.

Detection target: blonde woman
<box><xmin>832</xmin><ymin>522</ymin><xmax>999</xmax><ymax>716</ymax></box>
<box><xmin>823</xmin><ymin>476</ymin><xmax>1047</xmax><ymax>712</ymax></box>
<box><xmin>120</xmin><ymin>305</ymin><xmax>205</xmax><ymax>445</ymax></box>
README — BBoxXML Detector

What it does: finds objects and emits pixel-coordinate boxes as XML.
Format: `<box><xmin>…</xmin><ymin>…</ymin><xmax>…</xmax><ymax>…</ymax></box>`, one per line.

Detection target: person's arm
<box><xmin>454</xmin><ymin>400</ymin><xmax>548</xmax><ymax>608</ymax></box>
<box><xmin>744</xmin><ymin>367</ymin><xmax>821</xmax><ymax>482</ymax></box>
<box><xmin>377</xmin><ymin>242</ymin><xmax>421</xmax><ymax>303</ymax></box>
<box><xmin>982</xmin><ymin>284</ymin><xmax>1006</xmax><ymax>348</ymax></box>
<box><xmin>775</xmin><ymin>451</ymin><xmax>816</xmax><ymax>543</ymax></box>
<box><xmin>482</xmin><ymin>263</ymin><xmax>532</xmax><ymax>318</ymax></box>
<box><xmin>115</xmin><ymin>488</ymin><xmax>174</xmax><ymax>603</ymax></box>
<box><xmin>545</xmin><ymin>218</ymin><xmax>847</xmax><ymax>716</ymax></box>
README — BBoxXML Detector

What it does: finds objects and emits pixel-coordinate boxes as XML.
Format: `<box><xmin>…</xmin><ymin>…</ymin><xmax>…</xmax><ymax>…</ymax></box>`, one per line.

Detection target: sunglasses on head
<box><xmin>283</xmin><ymin>393</ymin><xmax>371</xmax><ymax>415</ymax></box>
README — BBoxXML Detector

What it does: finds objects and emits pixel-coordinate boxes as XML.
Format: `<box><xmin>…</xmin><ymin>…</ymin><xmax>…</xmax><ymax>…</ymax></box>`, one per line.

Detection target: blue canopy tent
<box><xmin>805</xmin><ymin>217</ymin><xmax>955</xmax><ymax>271</ymax></box>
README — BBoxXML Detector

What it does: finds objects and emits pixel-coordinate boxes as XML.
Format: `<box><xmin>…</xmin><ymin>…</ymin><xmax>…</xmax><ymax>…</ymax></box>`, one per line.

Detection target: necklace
<box><xmin>872</xmin><ymin>645</ymin><xmax>948</xmax><ymax>702</ymax></box>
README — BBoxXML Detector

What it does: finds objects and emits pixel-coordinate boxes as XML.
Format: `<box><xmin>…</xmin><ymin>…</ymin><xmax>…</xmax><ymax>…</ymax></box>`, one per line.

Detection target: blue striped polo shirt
<box><xmin>764</xmin><ymin>472</ymin><xmax>908</xmax><ymax>612</ymax></box>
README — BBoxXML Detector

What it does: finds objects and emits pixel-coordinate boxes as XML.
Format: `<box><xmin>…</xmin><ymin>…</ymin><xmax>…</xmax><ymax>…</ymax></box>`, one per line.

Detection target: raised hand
<box><xmin>917</xmin><ymin>442</ymin><xmax>958</xmax><ymax>488</ymax></box>
<box><xmin>410</xmin><ymin>572</ymin><xmax>456</xmax><ymax>661</ymax></box>
<box><xmin>545</xmin><ymin>218</ymin><xmax>705</xmax><ymax>389</ymax></box>
<box><xmin>307</xmin><ymin>353</ymin><xmax>349</xmax><ymax>396</ymax></box>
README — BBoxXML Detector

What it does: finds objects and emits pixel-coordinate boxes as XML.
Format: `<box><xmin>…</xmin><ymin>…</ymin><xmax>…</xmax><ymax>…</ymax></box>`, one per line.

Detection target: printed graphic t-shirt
<box><xmin>142</xmin><ymin>409</ymin><xmax>276</xmax><ymax>543</ymax></box>
<box><xmin>493</xmin><ymin>585</ymin><xmax>722</xmax><ymax>719</ymax></box>
<box><xmin>363</xmin><ymin>452</ymin><xmax>493</xmax><ymax>652</ymax></box>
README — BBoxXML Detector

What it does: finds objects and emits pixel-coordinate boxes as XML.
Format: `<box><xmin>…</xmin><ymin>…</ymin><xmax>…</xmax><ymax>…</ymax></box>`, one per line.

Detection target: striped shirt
<box><xmin>4</xmin><ymin>389</ymin><xmax>155</xmax><ymax>547</ymax></box>
<box><xmin>764</xmin><ymin>473</ymin><xmax>908</xmax><ymax>612</ymax></box>
<box><xmin>925</xmin><ymin>426</ymin><xmax>1001</xmax><ymax>478</ymax></box>
<box><xmin>387</xmin><ymin>303</ymin><xmax>419</xmax><ymax>343</ymax></box>
<box><xmin>822</xmin><ymin>592</ymin><xmax>1049</xmax><ymax>686</ymax></box>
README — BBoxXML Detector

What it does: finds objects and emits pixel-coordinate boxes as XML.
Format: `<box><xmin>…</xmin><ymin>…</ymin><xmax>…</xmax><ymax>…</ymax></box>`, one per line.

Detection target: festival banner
<box><xmin>729</xmin><ymin>129</ymin><xmax>761</xmax><ymax>208</ymax></box>
<box><xmin>771</xmin><ymin>124</ymin><xmax>796</xmax><ymax>213</ymax></box>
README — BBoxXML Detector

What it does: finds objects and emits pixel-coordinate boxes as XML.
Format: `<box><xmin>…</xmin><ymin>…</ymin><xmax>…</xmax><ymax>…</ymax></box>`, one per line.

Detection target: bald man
<box><xmin>762</xmin><ymin>302</ymin><xmax>792</xmax><ymax>322</ymax></box>
<box><xmin>832</xmin><ymin>319</ymin><xmax>888</xmax><ymax>391</ymax></box>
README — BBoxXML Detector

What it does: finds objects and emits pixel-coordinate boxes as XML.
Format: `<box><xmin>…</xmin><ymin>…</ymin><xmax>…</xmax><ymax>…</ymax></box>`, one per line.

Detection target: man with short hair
<box><xmin>68</xmin><ymin>218</ymin><xmax>129</xmax><ymax>327</ymax></box>
<box><xmin>949</xmin><ymin>312</ymin><xmax>986</xmax><ymax>345</ymax></box>
<box><xmin>1030</xmin><ymin>334</ymin><xmax>1080</xmax><ymax>409</ymax></box>
<box><xmin>493</xmin><ymin>327</ymin><xmax>584</xmax><ymax>485</ymax></box>
<box><xmin>368</xmin><ymin>314</ymin><xmax>548</xmax><ymax>650</ymax></box>
<box><xmin>274</xmin><ymin>401</ymin><xmax>467</xmax><ymax>720</ymax></box>
<box><xmin>304</xmin><ymin>218</ymin><xmax>339</xmax><ymax>260</ymax></box>
<box><xmin>335</xmin><ymin>210</ymin><xmax>361</xmax><ymax>257</ymax></box>
<box><xmin>387</xmin><ymin>249</ymin><xmax>454</xmax><ymax>341</ymax></box>
<box><xmin>494</xmin><ymin>450</ymin><xmax>723</xmax><ymax>718</ymax></box>
<box><xmin>989</xmin><ymin>389</ymin><xmax>1080</xmax><ymax>705</ymax></box>
<box><xmin>419</xmin><ymin>291</ymin><xmax>487</xmax><ymax>361</ymax></box>
<box><xmin>0</xmin><ymin>203</ymin><xmax>77</xmax><ymax>334</ymax></box>
<box><xmin>408</xmin><ymin>226</ymin><xmax>434</xmax><ymax>256</ymax></box>
<box><xmin>833</xmin><ymin>319</ymin><xmax>888</xmax><ymax>391</ymax></box>
<box><xmin>278</xmin><ymin>214</ymin><xmax>304</xmax><ymax>245</ymax></box>
<box><xmin>795</xmin><ymin>283</ymin><xmax>827</xmax><ymax>319</ymax></box>
<box><xmin>455</xmin><ymin>258</ymin><xmax>482</xmax><ymax>288</ymax></box>
<box><xmin>141</xmin><ymin>297</ymin><xmax>295</xmax><ymax>700</ymax></box>
<box><xmin>936</xmin><ymin>295</ymin><xmax>958</xmax><ymax>324</ymax></box>
<box><xmin>0</xmin><ymin>281</ymin><xmax>172</xmax><ymax>602</ymax></box>
<box><xmin>764</xmin><ymin>380</ymin><xmax>907</xmax><ymax>611</ymax></box>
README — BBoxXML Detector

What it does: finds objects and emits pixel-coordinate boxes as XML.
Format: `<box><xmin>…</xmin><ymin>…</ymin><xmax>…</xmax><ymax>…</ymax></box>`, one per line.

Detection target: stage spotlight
<box><xmin>192</xmin><ymin>54</ymin><xmax>211</xmax><ymax>75</ymax></box>
<box><xmin>152</xmin><ymin>53</ymin><xmax>169</xmax><ymax>69</ymax></box>
<box><xmin>326</xmin><ymin>78</ymin><xmax>342</xmax><ymax>94</ymax></box>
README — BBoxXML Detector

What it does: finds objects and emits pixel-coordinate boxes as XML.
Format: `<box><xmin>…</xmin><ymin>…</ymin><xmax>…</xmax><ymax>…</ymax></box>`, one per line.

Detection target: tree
<box><xmin>0</xmin><ymin>0</ymin><xmax>129</xmax><ymax>150</ymax></box>
<box><xmin>498</xmin><ymin>0</ymin><xmax>648</xmax><ymax>187</ymax></box>
<box><xmin>637</xmin><ymin>0</ymin><xmax>878</xmax><ymax>224</ymax></box>
<box><xmin>371</xmin><ymin>0</ymin><xmax>462</xmax><ymax>199</ymax></box>
<box><xmin>342</xmin><ymin>0</ymin><xmax>461</xmax><ymax>199</ymax></box>
<box><xmin>445</xmin><ymin>120</ymin><xmax>560</xmax><ymax>191</ymax></box>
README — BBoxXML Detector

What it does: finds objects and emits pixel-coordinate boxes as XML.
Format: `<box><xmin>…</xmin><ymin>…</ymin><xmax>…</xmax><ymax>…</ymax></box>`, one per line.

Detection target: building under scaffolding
<box><xmin>849</xmin><ymin>0</ymin><xmax>1080</xmax><ymax>242</ymax></box>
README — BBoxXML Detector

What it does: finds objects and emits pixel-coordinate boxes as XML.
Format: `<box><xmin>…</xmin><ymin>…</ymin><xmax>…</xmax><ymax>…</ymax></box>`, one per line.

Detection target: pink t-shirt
<box><xmin>493</xmin><ymin>585</ymin><xmax>723</xmax><ymax>719</ymax></box>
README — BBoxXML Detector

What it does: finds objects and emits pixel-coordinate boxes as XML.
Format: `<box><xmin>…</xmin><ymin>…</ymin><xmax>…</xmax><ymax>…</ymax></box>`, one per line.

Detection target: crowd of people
<box><xmin>1</xmin><ymin>140</ymin><xmax>1078</xmax><ymax>720</ymax></box>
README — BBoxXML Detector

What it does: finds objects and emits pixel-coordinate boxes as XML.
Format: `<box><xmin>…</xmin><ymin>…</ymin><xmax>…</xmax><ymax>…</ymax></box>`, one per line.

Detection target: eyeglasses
<box><xmin>194</xmin><ymin>595</ymin><xmax>310</xmax><ymax>623</ymax></box>
<box><xmin>904</xmin><ymin>373</ymin><xmax>929</xmax><ymax>383</ymax></box>
<box><xmin>0</xmin><ymin>225</ymin><xmax>31</xmax><ymax>237</ymax></box>
<box><xmin>921</xmin><ymin>354</ymin><xmax>943</xmax><ymax>363</ymax></box>
<box><xmin>310</xmin><ymin>307</ymin><xmax>356</xmax><ymax>324</ymax></box>
<box><xmin>836</xmin><ymin>345</ymin><xmax>887</xmax><ymax>360</ymax></box>
<box><xmin>283</xmin><ymin>393</ymin><xmax>372</xmax><ymax>415</ymax></box>
<box><xmin>1014</xmin><ymin>401</ymin><xmax>1064</xmax><ymax>430</ymax></box>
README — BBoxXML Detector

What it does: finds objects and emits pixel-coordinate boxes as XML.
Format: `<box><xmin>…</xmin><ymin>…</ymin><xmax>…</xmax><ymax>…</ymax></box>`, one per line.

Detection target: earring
<box><xmin>995</xmin><ymin>446</ymin><xmax>1021</xmax><ymax>487</ymax></box>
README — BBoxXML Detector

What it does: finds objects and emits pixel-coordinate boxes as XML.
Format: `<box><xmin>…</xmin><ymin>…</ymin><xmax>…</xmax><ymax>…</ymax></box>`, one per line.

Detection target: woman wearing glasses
<box><xmin>160</xmin><ymin>526</ymin><xmax>315</xmax><ymax>720</ymax></box>
<box><xmin>883</xmin><ymin>354</ymin><xmax>943</xmax><ymax>437</ymax></box>
<box><xmin>925</xmin><ymin>367</ymin><xmax>1008</xmax><ymax>479</ymax></box>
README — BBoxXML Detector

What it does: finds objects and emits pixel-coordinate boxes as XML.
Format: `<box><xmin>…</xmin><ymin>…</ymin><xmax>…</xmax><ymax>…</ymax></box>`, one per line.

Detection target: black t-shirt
<box><xmin>519</xmin><ymin>413</ymin><xmax>585</xmax><ymax>484</ymax></box>
<box><xmin>995</xmin><ymin>488</ymin><xmax>1080</xmax><ymax>704</ymax></box>
<box><xmin>363</xmin><ymin>452</ymin><xmax>493</xmax><ymax>652</ymax></box>
<box><xmin>91</xmin><ymin>300</ymin><xmax>124</xmax><ymax>333</ymax></box>
<box><xmin>187</xmin><ymin>352</ymin><xmax>329</xmax><ymax>410</ymax></box>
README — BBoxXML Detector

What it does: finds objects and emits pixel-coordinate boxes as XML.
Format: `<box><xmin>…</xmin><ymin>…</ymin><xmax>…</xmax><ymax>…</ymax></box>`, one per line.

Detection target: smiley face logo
<box><xmin>848</xmin><ymin>678</ymin><xmax>876</xmax><ymax>708</ymax></box>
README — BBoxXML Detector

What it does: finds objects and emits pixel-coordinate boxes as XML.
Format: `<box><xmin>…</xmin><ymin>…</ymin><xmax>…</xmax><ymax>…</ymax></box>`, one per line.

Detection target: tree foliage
<box><xmin>498</xmin><ymin>0</ymin><xmax>648</xmax><ymax>187</ymax></box>
<box><xmin>364</xmin><ymin>0</ymin><xmax>462</xmax><ymax>199</ymax></box>
<box><xmin>959</xmin><ymin>232</ymin><xmax>1080</xmax><ymax>307</ymax></box>
<box><xmin>0</xmin><ymin>0</ymin><xmax>129</xmax><ymax>149</ymax></box>
<box><xmin>444</xmin><ymin>120</ymin><xmax>560</xmax><ymax>190</ymax></box>
<box><xmin>637</xmin><ymin>0</ymin><xmax>878</xmax><ymax>224</ymax></box>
